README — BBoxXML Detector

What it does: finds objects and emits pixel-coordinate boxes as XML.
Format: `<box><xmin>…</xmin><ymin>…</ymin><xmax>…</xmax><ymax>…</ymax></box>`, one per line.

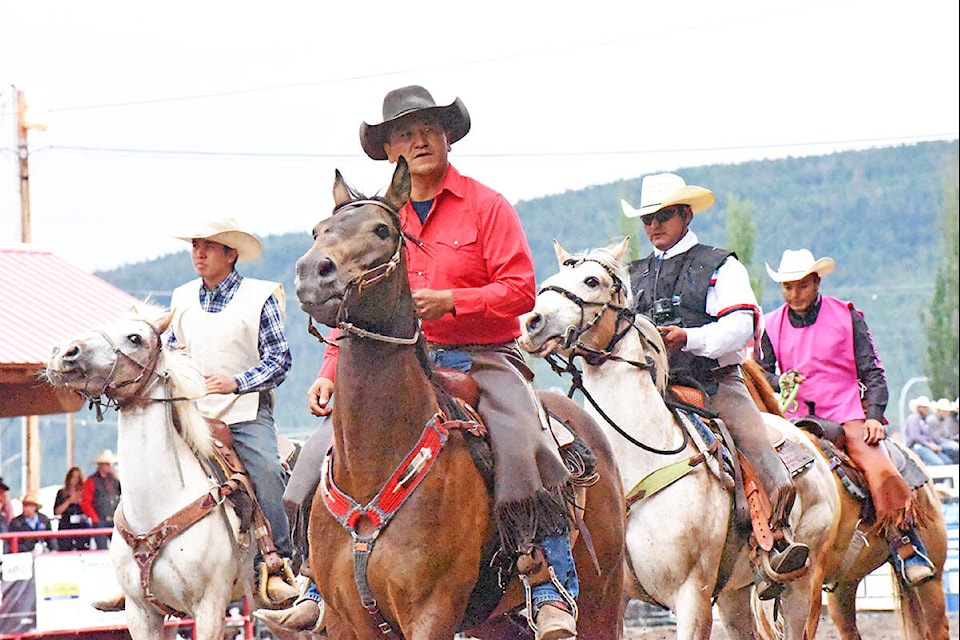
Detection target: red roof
<box><xmin>0</xmin><ymin>245</ymin><xmax>141</xmax><ymax>367</ymax></box>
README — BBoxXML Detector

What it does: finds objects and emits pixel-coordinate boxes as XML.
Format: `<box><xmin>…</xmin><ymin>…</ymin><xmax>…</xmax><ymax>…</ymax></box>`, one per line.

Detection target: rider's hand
<box><xmin>411</xmin><ymin>289</ymin><xmax>455</xmax><ymax>321</ymax></box>
<box><xmin>307</xmin><ymin>377</ymin><xmax>335</xmax><ymax>417</ymax></box>
<box><xmin>658</xmin><ymin>325</ymin><xmax>687</xmax><ymax>351</ymax></box>
<box><xmin>862</xmin><ymin>418</ymin><xmax>886</xmax><ymax>445</ymax></box>
<box><xmin>204</xmin><ymin>373</ymin><xmax>239</xmax><ymax>395</ymax></box>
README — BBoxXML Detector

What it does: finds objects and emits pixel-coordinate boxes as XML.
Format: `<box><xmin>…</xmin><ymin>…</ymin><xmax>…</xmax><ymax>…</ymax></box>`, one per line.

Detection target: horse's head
<box><xmin>45</xmin><ymin>305</ymin><xmax>205</xmax><ymax>410</ymax></box>
<box><xmin>295</xmin><ymin>158</ymin><xmax>413</xmax><ymax>332</ymax></box>
<box><xmin>520</xmin><ymin>237</ymin><xmax>634</xmax><ymax>358</ymax></box>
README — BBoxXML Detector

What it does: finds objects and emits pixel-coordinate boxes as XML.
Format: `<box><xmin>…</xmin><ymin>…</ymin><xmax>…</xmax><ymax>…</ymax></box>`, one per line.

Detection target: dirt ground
<box><xmin>623</xmin><ymin>609</ymin><xmax>960</xmax><ymax>640</ymax></box>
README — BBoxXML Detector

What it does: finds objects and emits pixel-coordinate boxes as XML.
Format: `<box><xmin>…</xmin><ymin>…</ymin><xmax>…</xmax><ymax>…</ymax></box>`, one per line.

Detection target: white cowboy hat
<box><xmin>175</xmin><ymin>217</ymin><xmax>263</xmax><ymax>263</ymax></box>
<box><xmin>935</xmin><ymin>398</ymin><xmax>954</xmax><ymax>412</ymax></box>
<box><xmin>93</xmin><ymin>449</ymin><xmax>117</xmax><ymax>464</ymax></box>
<box><xmin>909</xmin><ymin>395</ymin><xmax>931</xmax><ymax>411</ymax></box>
<box><xmin>360</xmin><ymin>85</ymin><xmax>471</xmax><ymax>161</ymax></box>
<box><xmin>765</xmin><ymin>249</ymin><xmax>836</xmax><ymax>283</ymax></box>
<box><xmin>620</xmin><ymin>173</ymin><xmax>715</xmax><ymax>218</ymax></box>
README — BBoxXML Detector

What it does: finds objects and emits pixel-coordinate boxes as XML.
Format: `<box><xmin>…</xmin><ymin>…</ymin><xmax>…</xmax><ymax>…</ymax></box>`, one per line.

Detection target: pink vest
<box><xmin>765</xmin><ymin>296</ymin><xmax>864</xmax><ymax>422</ymax></box>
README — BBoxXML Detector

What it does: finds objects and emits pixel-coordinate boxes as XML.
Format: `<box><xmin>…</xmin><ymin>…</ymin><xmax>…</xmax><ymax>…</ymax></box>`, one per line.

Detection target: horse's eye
<box><xmin>374</xmin><ymin>224</ymin><xmax>391</xmax><ymax>240</ymax></box>
<box><xmin>562</xmin><ymin>259</ymin><xmax>577</xmax><ymax>267</ymax></box>
<box><xmin>585</xmin><ymin>276</ymin><xmax>600</xmax><ymax>288</ymax></box>
<box><xmin>128</xmin><ymin>334</ymin><xmax>143</xmax><ymax>346</ymax></box>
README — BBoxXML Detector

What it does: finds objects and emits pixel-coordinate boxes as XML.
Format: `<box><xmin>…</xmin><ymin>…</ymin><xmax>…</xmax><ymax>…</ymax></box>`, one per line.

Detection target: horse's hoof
<box><xmin>534</xmin><ymin>602</ymin><xmax>577</xmax><ymax>640</ymax></box>
<box><xmin>91</xmin><ymin>592</ymin><xmax>126</xmax><ymax>612</ymax></box>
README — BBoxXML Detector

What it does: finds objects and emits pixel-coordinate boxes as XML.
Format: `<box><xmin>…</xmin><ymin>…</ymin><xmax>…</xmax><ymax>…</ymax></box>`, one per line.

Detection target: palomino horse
<box><xmin>293</xmin><ymin>160</ymin><xmax>626</xmax><ymax>638</ymax></box>
<box><xmin>518</xmin><ymin>238</ymin><xmax>840</xmax><ymax>640</ymax></box>
<box><xmin>741</xmin><ymin>360</ymin><xmax>951</xmax><ymax>640</ymax></box>
<box><xmin>45</xmin><ymin>308</ymin><xmax>259</xmax><ymax>640</ymax></box>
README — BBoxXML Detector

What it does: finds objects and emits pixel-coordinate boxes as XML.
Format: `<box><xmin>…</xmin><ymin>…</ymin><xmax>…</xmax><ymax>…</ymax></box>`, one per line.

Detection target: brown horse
<box><xmin>293</xmin><ymin>159</ymin><xmax>626</xmax><ymax>639</ymax></box>
<box><xmin>742</xmin><ymin>359</ymin><xmax>950</xmax><ymax>640</ymax></box>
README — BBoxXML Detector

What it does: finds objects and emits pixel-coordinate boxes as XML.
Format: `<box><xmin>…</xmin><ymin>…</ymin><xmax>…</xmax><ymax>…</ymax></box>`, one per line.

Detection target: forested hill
<box><xmin>97</xmin><ymin>139</ymin><xmax>959</xmax><ymax>436</ymax></box>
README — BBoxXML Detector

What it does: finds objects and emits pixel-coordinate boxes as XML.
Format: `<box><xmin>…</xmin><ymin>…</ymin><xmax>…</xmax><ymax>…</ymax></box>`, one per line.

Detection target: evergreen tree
<box><xmin>923</xmin><ymin>156</ymin><xmax>960</xmax><ymax>398</ymax></box>
<box><xmin>725</xmin><ymin>195</ymin><xmax>762</xmax><ymax>300</ymax></box>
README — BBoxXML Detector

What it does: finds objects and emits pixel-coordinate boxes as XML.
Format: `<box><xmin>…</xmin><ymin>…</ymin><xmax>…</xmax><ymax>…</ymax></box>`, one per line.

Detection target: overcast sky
<box><xmin>1</xmin><ymin>1</ymin><xmax>957</xmax><ymax>272</ymax></box>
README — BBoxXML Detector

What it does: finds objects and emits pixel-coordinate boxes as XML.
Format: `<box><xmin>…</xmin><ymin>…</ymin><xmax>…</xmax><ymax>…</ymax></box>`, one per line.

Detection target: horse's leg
<box><xmin>673</xmin><ymin>583</ymin><xmax>716</xmax><ymax>640</ymax></box>
<box><xmin>191</xmin><ymin>597</ymin><xmax>230</xmax><ymax>640</ymax></box>
<box><xmin>715</xmin><ymin>587</ymin><xmax>759</xmax><ymax>640</ymax></box>
<box><xmin>824</xmin><ymin>581</ymin><xmax>861</xmax><ymax>640</ymax></box>
<box><xmin>124</xmin><ymin>602</ymin><xmax>166</xmax><ymax>640</ymax></box>
<box><xmin>897</xmin><ymin>578</ymin><xmax>950</xmax><ymax>640</ymax></box>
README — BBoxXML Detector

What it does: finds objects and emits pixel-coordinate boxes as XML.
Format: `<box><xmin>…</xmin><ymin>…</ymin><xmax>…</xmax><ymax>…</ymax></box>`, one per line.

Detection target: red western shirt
<box><xmin>318</xmin><ymin>164</ymin><xmax>536</xmax><ymax>381</ymax></box>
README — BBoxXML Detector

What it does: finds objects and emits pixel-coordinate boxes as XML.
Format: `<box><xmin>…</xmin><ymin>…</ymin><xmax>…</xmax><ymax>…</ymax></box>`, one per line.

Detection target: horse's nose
<box><xmin>523</xmin><ymin>311</ymin><xmax>544</xmax><ymax>335</ymax></box>
<box><xmin>57</xmin><ymin>342</ymin><xmax>82</xmax><ymax>363</ymax></box>
<box><xmin>296</xmin><ymin>254</ymin><xmax>337</xmax><ymax>280</ymax></box>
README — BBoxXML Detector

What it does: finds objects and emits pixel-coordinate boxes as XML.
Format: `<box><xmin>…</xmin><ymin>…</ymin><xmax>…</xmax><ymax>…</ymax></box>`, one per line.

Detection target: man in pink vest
<box><xmin>758</xmin><ymin>248</ymin><xmax>936</xmax><ymax>586</ymax></box>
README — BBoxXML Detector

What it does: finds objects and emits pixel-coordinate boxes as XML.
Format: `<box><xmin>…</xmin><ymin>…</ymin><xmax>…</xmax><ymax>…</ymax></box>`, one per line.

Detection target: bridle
<box><xmin>539</xmin><ymin>256</ymin><xmax>687</xmax><ymax>455</ymax></box>
<box><xmin>306</xmin><ymin>198</ymin><xmax>421</xmax><ymax>347</ymax></box>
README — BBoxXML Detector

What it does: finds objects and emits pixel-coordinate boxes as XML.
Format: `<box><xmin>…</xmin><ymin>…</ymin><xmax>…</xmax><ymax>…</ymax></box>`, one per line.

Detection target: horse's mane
<box><xmin>633</xmin><ymin>314</ymin><xmax>669</xmax><ymax>395</ymax></box>
<box><xmin>125</xmin><ymin>304</ymin><xmax>214</xmax><ymax>460</ymax></box>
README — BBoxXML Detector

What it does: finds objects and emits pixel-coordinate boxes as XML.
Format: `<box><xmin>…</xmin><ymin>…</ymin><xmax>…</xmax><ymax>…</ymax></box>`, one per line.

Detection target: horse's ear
<box><xmin>385</xmin><ymin>156</ymin><xmax>411</xmax><ymax>210</ymax></box>
<box><xmin>553</xmin><ymin>239</ymin><xmax>572</xmax><ymax>267</ymax></box>
<box><xmin>155</xmin><ymin>311</ymin><xmax>174</xmax><ymax>334</ymax></box>
<box><xmin>612</xmin><ymin>236</ymin><xmax>630</xmax><ymax>263</ymax></box>
<box><xmin>333</xmin><ymin>169</ymin><xmax>352</xmax><ymax>206</ymax></box>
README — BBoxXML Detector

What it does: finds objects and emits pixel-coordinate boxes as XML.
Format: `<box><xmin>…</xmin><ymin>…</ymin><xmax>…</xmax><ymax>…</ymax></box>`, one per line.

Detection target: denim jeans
<box><xmin>229</xmin><ymin>392</ymin><xmax>292</xmax><ymax>560</ymax></box>
<box><xmin>530</xmin><ymin>532</ymin><xmax>579</xmax><ymax>610</ymax></box>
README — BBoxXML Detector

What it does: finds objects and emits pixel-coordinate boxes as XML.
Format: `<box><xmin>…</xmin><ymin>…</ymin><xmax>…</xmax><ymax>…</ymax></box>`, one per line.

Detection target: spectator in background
<box><xmin>9</xmin><ymin>493</ymin><xmax>58</xmax><ymax>553</ymax></box>
<box><xmin>929</xmin><ymin>398</ymin><xmax>960</xmax><ymax>461</ymax></box>
<box><xmin>81</xmin><ymin>449</ymin><xmax>121</xmax><ymax>550</ymax></box>
<box><xmin>903</xmin><ymin>396</ymin><xmax>952</xmax><ymax>466</ymax></box>
<box><xmin>54</xmin><ymin>466</ymin><xmax>91</xmax><ymax>551</ymax></box>
<box><xmin>0</xmin><ymin>478</ymin><xmax>13</xmax><ymax>553</ymax></box>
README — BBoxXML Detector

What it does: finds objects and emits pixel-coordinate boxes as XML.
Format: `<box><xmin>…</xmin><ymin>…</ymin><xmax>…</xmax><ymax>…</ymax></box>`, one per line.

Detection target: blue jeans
<box><xmin>530</xmin><ymin>533</ymin><xmax>579</xmax><ymax>610</ymax></box>
<box><xmin>229</xmin><ymin>392</ymin><xmax>292</xmax><ymax>561</ymax></box>
<box><xmin>910</xmin><ymin>444</ymin><xmax>951</xmax><ymax>466</ymax></box>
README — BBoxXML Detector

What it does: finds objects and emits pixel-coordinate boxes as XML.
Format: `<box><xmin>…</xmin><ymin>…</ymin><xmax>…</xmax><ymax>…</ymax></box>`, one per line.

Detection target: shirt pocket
<box><xmin>433</xmin><ymin>226</ymin><xmax>478</xmax><ymax>251</ymax></box>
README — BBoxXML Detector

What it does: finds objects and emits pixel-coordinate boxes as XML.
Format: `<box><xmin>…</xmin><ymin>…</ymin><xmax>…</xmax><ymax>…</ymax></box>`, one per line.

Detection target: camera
<box><xmin>651</xmin><ymin>297</ymin><xmax>682</xmax><ymax>327</ymax></box>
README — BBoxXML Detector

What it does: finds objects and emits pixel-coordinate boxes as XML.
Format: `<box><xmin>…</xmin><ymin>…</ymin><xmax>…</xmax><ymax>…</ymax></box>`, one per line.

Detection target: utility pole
<box><xmin>15</xmin><ymin>87</ymin><xmax>42</xmax><ymax>495</ymax></box>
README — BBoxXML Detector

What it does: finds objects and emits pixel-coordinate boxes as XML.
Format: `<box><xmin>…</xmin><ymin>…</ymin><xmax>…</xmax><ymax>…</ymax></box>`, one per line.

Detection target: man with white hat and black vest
<box><xmin>622</xmin><ymin>174</ymin><xmax>809</xmax><ymax>599</ymax></box>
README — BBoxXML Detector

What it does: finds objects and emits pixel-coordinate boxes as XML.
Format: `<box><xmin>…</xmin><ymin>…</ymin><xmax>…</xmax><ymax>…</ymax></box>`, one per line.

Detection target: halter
<box><xmin>306</xmin><ymin>198</ymin><xmax>421</xmax><ymax>347</ymax></box>
<box><xmin>540</xmin><ymin>256</ymin><xmax>688</xmax><ymax>455</ymax></box>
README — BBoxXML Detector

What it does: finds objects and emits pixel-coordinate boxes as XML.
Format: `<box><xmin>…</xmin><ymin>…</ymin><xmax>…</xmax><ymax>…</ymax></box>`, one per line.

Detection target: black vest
<box><xmin>91</xmin><ymin>474</ymin><xmax>121</xmax><ymax>524</ymax></box>
<box><xmin>628</xmin><ymin>243</ymin><xmax>733</xmax><ymax>389</ymax></box>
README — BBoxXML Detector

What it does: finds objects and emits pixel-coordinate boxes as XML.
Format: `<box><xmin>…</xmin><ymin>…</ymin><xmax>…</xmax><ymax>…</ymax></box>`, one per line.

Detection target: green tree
<box><xmin>725</xmin><ymin>195</ymin><xmax>762</xmax><ymax>299</ymax></box>
<box><xmin>923</xmin><ymin>156</ymin><xmax>960</xmax><ymax>398</ymax></box>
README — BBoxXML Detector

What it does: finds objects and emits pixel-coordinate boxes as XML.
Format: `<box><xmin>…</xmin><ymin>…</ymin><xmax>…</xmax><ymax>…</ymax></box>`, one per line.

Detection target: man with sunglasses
<box><xmin>621</xmin><ymin>173</ymin><xmax>809</xmax><ymax>599</ymax></box>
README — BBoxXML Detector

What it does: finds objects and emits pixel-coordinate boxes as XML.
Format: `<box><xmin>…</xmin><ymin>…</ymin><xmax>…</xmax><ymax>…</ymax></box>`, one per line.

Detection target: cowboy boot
<box><xmin>753</xmin><ymin>485</ymin><xmax>809</xmax><ymax>600</ymax></box>
<box><xmin>253</xmin><ymin>596</ymin><xmax>325</xmax><ymax>636</ymax></box>
<box><xmin>889</xmin><ymin>525</ymin><xmax>936</xmax><ymax>587</ymax></box>
<box><xmin>91</xmin><ymin>592</ymin><xmax>126</xmax><ymax>612</ymax></box>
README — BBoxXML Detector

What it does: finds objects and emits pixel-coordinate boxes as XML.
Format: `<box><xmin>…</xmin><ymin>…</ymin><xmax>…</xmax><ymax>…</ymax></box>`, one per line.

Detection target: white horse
<box><xmin>45</xmin><ymin>307</ymin><xmax>257</xmax><ymax>640</ymax></box>
<box><xmin>518</xmin><ymin>238</ymin><xmax>841</xmax><ymax>640</ymax></box>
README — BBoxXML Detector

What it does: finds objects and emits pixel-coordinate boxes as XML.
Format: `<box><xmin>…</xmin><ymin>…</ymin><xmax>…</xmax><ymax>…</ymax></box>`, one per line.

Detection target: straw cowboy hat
<box><xmin>620</xmin><ymin>172</ymin><xmax>716</xmax><ymax>218</ymax></box>
<box><xmin>175</xmin><ymin>217</ymin><xmax>263</xmax><ymax>263</ymax></box>
<box><xmin>909</xmin><ymin>395</ymin><xmax>932</xmax><ymax>412</ymax></box>
<box><xmin>20</xmin><ymin>492</ymin><xmax>42</xmax><ymax>509</ymax></box>
<box><xmin>765</xmin><ymin>249</ymin><xmax>836</xmax><ymax>283</ymax></box>
<box><xmin>360</xmin><ymin>85</ymin><xmax>471</xmax><ymax>161</ymax></box>
<box><xmin>93</xmin><ymin>449</ymin><xmax>117</xmax><ymax>465</ymax></box>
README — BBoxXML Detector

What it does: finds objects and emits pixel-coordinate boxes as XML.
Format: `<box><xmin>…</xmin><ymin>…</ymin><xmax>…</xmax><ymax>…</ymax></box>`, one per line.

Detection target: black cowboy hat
<box><xmin>359</xmin><ymin>85</ymin><xmax>471</xmax><ymax>161</ymax></box>
<box><xmin>0</xmin><ymin>478</ymin><xmax>8</xmax><ymax>492</ymax></box>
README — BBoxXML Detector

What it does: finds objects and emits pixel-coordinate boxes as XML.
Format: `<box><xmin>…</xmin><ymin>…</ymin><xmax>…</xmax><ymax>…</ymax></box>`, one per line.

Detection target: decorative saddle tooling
<box><xmin>113</xmin><ymin>418</ymin><xmax>296</xmax><ymax>618</ymax></box>
<box><xmin>317</xmin><ymin>367</ymin><xmax>599</xmax><ymax>636</ymax></box>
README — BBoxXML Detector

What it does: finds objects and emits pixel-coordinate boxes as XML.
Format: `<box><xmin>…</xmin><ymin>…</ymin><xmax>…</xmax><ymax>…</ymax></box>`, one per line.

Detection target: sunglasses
<box><xmin>641</xmin><ymin>206</ymin><xmax>687</xmax><ymax>226</ymax></box>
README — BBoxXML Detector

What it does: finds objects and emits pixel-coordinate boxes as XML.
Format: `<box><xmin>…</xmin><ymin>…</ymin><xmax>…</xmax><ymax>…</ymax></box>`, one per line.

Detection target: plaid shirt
<box><xmin>167</xmin><ymin>270</ymin><xmax>292</xmax><ymax>393</ymax></box>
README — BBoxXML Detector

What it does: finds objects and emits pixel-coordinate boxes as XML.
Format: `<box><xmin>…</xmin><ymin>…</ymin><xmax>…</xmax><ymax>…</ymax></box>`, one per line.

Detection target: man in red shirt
<box><xmin>256</xmin><ymin>85</ymin><xmax>579</xmax><ymax>639</ymax></box>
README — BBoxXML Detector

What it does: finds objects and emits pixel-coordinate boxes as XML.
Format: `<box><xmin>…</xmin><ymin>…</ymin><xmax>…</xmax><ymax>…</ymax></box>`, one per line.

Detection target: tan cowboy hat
<box><xmin>93</xmin><ymin>449</ymin><xmax>117</xmax><ymax>464</ymax></box>
<box><xmin>360</xmin><ymin>85</ymin><xmax>471</xmax><ymax>161</ymax></box>
<box><xmin>909</xmin><ymin>395</ymin><xmax>931</xmax><ymax>412</ymax></box>
<box><xmin>174</xmin><ymin>217</ymin><xmax>263</xmax><ymax>263</ymax></box>
<box><xmin>765</xmin><ymin>249</ymin><xmax>836</xmax><ymax>283</ymax></box>
<box><xmin>620</xmin><ymin>172</ymin><xmax>715</xmax><ymax>218</ymax></box>
<box><xmin>20</xmin><ymin>492</ymin><xmax>42</xmax><ymax>509</ymax></box>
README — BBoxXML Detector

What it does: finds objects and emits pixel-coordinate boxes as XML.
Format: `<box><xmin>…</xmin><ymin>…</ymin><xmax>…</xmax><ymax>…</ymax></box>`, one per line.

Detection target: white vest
<box><xmin>170</xmin><ymin>277</ymin><xmax>285</xmax><ymax>425</ymax></box>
